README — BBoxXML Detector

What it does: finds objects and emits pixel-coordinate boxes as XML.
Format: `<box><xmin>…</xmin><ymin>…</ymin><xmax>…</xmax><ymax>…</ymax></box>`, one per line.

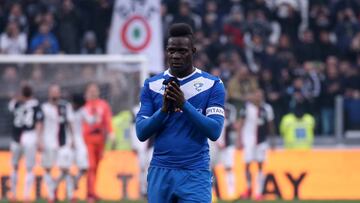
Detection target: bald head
<box><xmin>48</xmin><ymin>84</ymin><xmax>61</xmax><ymax>103</ymax></box>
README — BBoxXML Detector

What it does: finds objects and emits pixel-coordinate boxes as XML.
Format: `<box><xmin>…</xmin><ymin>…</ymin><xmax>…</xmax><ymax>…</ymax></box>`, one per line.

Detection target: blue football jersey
<box><xmin>136</xmin><ymin>68</ymin><xmax>226</xmax><ymax>169</ymax></box>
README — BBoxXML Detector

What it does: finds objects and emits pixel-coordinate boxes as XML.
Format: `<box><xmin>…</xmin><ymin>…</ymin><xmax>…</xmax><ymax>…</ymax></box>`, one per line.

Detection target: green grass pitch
<box><xmin>1</xmin><ymin>200</ymin><xmax>358</xmax><ymax>203</ymax></box>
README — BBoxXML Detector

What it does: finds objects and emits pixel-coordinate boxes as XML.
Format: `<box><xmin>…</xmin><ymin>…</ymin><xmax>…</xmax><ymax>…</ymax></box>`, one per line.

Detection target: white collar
<box><xmin>164</xmin><ymin>67</ymin><xmax>201</xmax><ymax>81</ymax></box>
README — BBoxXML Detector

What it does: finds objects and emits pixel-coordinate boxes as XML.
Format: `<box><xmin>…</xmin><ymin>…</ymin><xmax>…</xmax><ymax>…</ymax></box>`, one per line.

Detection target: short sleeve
<box><xmin>66</xmin><ymin>103</ymin><xmax>75</xmax><ymax>123</ymax></box>
<box><xmin>34</xmin><ymin>105</ymin><xmax>44</xmax><ymax>122</ymax></box>
<box><xmin>104</xmin><ymin>101</ymin><xmax>113</xmax><ymax>133</ymax></box>
<box><xmin>8</xmin><ymin>99</ymin><xmax>17</xmax><ymax>112</ymax></box>
<box><xmin>239</xmin><ymin>106</ymin><xmax>247</xmax><ymax>119</ymax></box>
<box><xmin>136</xmin><ymin>79</ymin><xmax>155</xmax><ymax>119</ymax></box>
<box><xmin>205</xmin><ymin>79</ymin><xmax>226</xmax><ymax>117</ymax></box>
<box><xmin>265</xmin><ymin>104</ymin><xmax>274</xmax><ymax>122</ymax></box>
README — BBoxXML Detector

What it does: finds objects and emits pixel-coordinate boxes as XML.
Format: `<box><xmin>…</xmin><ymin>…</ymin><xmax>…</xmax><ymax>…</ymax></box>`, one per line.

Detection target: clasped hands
<box><xmin>161</xmin><ymin>81</ymin><xmax>185</xmax><ymax>113</ymax></box>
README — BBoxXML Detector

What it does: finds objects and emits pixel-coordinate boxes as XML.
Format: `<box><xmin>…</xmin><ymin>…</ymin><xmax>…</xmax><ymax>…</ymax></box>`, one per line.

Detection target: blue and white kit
<box><xmin>136</xmin><ymin>68</ymin><xmax>226</xmax><ymax>203</ymax></box>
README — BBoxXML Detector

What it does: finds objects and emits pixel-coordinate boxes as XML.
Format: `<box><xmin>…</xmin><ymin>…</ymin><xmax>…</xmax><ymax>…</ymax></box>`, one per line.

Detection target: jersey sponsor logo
<box><xmin>206</xmin><ymin>107</ymin><xmax>225</xmax><ymax>117</ymax></box>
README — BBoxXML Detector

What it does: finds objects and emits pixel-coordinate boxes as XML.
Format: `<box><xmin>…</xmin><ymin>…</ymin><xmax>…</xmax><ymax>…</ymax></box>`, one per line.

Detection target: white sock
<box><xmin>54</xmin><ymin>171</ymin><xmax>66</xmax><ymax>189</ymax></box>
<box><xmin>44</xmin><ymin>172</ymin><xmax>54</xmax><ymax>200</ymax></box>
<box><xmin>10</xmin><ymin>171</ymin><xmax>18</xmax><ymax>198</ymax></box>
<box><xmin>66</xmin><ymin>174</ymin><xmax>74</xmax><ymax>199</ymax></box>
<box><xmin>74</xmin><ymin>170</ymin><xmax>84</xmax><ymax>183</ymax></box>
<box><xmin>74</xmin><ymin>169</ymin><xmax>86</xmax><ymax>190</ymax></box>
<box><xmin>226</xmin><ymin>170</ymin><xmax>235</xmax><ymax>195</ymax></box>
<box><xmin>256</xmin><ymin>171</ymin><xmax>264</xmax><ymax>196</ymax></box>
<box><xmin>24</xmin><ymin>172</ymin><xmax>34</xmax><ymax>199</ymax></box>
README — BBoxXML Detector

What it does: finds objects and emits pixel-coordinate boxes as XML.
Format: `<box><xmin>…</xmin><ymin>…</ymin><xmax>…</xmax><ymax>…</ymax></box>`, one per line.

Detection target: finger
<box><xmin>166</xmin><ymin>94</ymin><xmax>177</xmax><ymax>101</ymax></box>
<box><xmin>167</xmin><ymin>87</ymin><xmax>181</xmax><ymax>97</ymax></box>
<box><xmin>170</xmin><ymin>81</ymin><xmax>181</xmax><ymax>91</ymax></box>
<box><xmin>166</xmin><ymin>89</ymin><xmax>180</xmax><ymax>99</ymax></box>
<box><xmin>168</xmin><ymin>84</ymin><xmax>182</xmax><ymax>96</ymax></box>
<box><xmin>166</xmin><ymin>85</ymin><xmax>177</xmax><ymax>94</ymax></box>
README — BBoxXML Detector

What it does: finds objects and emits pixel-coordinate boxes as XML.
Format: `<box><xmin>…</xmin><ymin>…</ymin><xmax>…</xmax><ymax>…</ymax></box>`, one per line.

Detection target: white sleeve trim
<box><xmin>206</xmin><ymin>106</ymin><xmax>225</xmax><ymax>117</ymax></box>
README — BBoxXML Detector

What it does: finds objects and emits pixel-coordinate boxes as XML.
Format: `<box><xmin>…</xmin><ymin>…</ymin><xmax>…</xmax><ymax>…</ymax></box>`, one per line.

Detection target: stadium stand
<box><xmin>0</xmin><ymin>0</ymin><xmax>359</xmax><ymax>147</ymax></box>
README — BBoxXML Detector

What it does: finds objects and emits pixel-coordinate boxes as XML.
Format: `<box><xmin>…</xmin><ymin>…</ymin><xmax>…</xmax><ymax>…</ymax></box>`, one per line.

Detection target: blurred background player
<box><xmin>129</xmin><ymin>105</ymin><xmax>153</xmax><ymax>198</ymax></box>
<box><xmin>41</xmin><ymin>84</ymin><xmax>75</xmax><ymax>202</ymax></box>
<box><xmin>131</xmin><ymin>135</ymin><xmax>153</xmax><ymax>198</ymax></box>
<box><xmin>214</xmin><ymin>102</ymin><xmax>238</xmax><ymax>198</ymax></box>
<box><xmin>236</xmin><ymin>89</ymin><xmax>275</xmax><ymax>200</ymax></box>
<box><xmin>223</xmin><ymin>102</ymin><xmax>239</xmax><ymax>197</ymax></box>
<box><xmin>8</xmin><ymin>85</ymin><xmax>43</xmax><ymax>202</ymax></box>
<box><xmin>83</xmin><ymin>82</ymin><xmax>114</xmax><ymax>202</ymax></box>
<box><xmin>70</xmin><ymin>94</ymin><xmax>89</xmax><ymax>193</ymax></box>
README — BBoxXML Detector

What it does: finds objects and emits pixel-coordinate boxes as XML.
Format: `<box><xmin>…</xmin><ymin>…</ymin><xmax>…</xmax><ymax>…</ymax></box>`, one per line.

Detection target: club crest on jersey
<box><xmin>194</xmin><ymin>83</ymin><xmax>204</xmax><ymax>92</ymax></box>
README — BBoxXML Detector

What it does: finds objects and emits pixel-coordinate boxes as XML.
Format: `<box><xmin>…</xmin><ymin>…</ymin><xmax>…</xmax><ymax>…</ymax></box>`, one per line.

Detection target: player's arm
<box><xmin>136</xmin><ymin>79</ymin><xmax>169</xmax><ymax>142</ymax></box>
<box><xmin>234</xmin><ymin>106</ymin><xmax>246</xmax><ymax>149</ymax></box>
<box><xmin>8</xmin><ymin>98</ymin><xmax>17</xmax><ymax>112</ymax></box>
<box><xmin>166</xmin><ymin>80</ymin><xmax>225</xmax><ymax>141</ymax></box>
<box><xmin>235</xmin><ymin>117</ymin><xmax>245</xmax><ymax>149</ymax></box>
<box><xmin>82</xmin><ymin>107</ymin><xmax>96</xmax><ymax>124</ymax></box>
<box><xmin>35</xmin><ymin>106</ymin><xmax>44</xmax><ymax>151</ymax></box>
<box><xmin>104</xmin><ymin>101</ymin><xmax>116</xmax><ymax>148</ymax></box>
<box><xmin>266</xmin><ymin>104</ymin><xmax>276</xmax><ymax>149</ymax></box>
<box><xmin>66</xmin><ymin>103</ymin><xmax>76</xmax><ymax>149</ymax></box>
<box><xmin>104</xmin><ymin>102</ymin><xmax>114</xmax><ymax>136</ymax></box>
<box><xmin>268</xmin><ymin>120</ymin><xmax>276</xmax><ymax>149</ymax></box>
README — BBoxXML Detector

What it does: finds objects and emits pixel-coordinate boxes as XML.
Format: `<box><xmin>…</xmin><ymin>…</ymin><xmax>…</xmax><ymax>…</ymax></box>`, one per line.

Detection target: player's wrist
<box><xmin>161</xmin><ymin>106</ymin><xmax>168</xmax><ymax>112</ymax></box>
<box><xmin>179</xmin><ymin>98</ymin><xmax>186</xmax><ymax>108</ymax></box>
<box><xmin>181</xmin><ymin>101</ymin><xmax>190</xmax><ymax>110</ymax></box>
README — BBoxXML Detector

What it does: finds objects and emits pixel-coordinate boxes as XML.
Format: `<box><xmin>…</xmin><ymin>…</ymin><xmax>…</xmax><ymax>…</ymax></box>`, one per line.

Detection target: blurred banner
<box><xmin>1</xmin><ymin>150</ymin><xmax>360</xmax><ymax>201</ymax></box>
<box><xmin>215</xmin><ymin>149</ymin><xmax>360</xmax><ymax>201</ymax></box>
<box><xmin>0</xmin><ymin>151</ymin><xmax>140</xmax><ymax>201</ymax></box>
<box><xmin>107</xmin><ymin>0</ymin><xmax>164</xmax><ymax>73</ymax></box>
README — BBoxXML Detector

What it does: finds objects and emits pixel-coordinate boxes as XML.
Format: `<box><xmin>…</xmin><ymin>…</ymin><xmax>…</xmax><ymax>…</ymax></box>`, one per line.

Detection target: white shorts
<box><xmin>11</xmin><ymin>131</ymin><xmax>38</xmax><ymax>169</ymax></box>
<box><xmin>74</xmin><ymin>147</ymin><xmax>89</xmax><ymax>169</ymax></box>
<box><xmin>244</xmin><ymin>142</ymin><xmax>268</xmax><ymax>163</ymax></box>
<box><xmin>220</xmin><ymin>146</ymin><xmax>235</xmax><ymax>168</ymax></box>
<box><xmin>42</xmin><ymin>146</ymin><xmax>73</xmax><ymax>169</ymax></box>
<box><xmin>73</xmin><ymin>136</ymin><xmax>89</xmax><ymax>169</ymax></box>
<box><xmin>209</xmin><ymin>141</ymin><xmax>219</xmax><ymax>167</ymax></box>
<box><xmin>137</xmin><ymin>147</ymin><xmax>153</xmax><ymax>170</ymax></box>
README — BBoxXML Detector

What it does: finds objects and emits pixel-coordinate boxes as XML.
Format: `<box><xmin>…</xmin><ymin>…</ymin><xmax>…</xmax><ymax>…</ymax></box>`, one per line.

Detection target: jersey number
<box><xmin>14</xmin><ymin>109</ymin><xmax>34</xmax><ymax>128</ymax></box>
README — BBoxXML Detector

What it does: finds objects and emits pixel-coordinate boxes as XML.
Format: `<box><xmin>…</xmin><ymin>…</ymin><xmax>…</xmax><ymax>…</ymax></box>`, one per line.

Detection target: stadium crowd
<box><xmin>0</xmin><ymin>0</ymin><xmax>360</xmax><ymax>135</ymax></box>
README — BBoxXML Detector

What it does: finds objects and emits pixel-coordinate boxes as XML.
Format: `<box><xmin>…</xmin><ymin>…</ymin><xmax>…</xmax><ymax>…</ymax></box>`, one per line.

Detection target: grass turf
<box><xmin>1</xmin><ymin>200</ymin><xmax>358</xmax><ymax>203</ymax></box>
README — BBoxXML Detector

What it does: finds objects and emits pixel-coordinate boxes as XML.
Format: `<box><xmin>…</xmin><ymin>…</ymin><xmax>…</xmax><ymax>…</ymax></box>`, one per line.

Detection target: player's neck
<box><xmin>23</xmin><ymin>97</ymin><xmax>31</xmax><ymax>102</ymax></box>
<box><xmin>49</xmin><ymin>98</ymin><xmax>59</xmax><ymax>105</ymax></box>
<box><xmin>170</xmin><ymin>66</ymin><xmax>195</xmax><ymax>79</ymax></box>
